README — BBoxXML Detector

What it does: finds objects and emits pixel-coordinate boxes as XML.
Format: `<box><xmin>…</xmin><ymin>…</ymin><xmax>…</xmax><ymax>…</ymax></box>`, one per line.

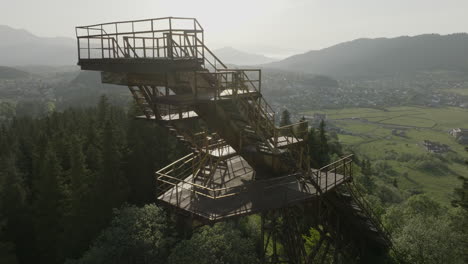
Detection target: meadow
<box><xmin>303</xmin><ymin>106</ymin><xmax>468</xmax><ymax>204</ymax></box>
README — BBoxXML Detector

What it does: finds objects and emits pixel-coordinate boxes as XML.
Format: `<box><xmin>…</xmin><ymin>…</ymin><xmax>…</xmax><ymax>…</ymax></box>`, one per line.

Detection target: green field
<box><xmin>303</xmin><ymin>106</ymin><xmax>468</xmax><ymax>204</ymax></box>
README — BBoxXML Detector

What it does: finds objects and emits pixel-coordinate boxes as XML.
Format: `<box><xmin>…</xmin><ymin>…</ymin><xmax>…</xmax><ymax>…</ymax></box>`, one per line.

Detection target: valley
<box><xmin>303</xmin><ymin>106</ymin><xmax>468</xmax><ymax>204</ymax></box>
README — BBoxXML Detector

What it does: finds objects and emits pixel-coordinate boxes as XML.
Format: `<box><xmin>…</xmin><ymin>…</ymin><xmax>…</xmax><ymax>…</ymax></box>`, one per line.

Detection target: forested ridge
<box><xmin>0</xmin><ymin>101</ymin><xmax>466</xmax><ymax>264</ymax></box>
<box><xmin>0</xmin><ymin>97</ymin><xmax>181</xmax><ymax>263</ymax></box>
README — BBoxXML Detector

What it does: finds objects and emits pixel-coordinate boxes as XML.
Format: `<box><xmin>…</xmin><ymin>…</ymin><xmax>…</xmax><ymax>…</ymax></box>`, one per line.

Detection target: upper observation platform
<box><xmin>76</xmin><ymin>17</ymin><xmax>214</xmax><ymax>73</ymax></box>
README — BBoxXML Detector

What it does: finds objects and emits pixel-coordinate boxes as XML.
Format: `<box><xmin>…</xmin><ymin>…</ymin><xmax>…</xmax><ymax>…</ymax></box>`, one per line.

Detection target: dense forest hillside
<box><xmin>0</xmin><ymin>99</ymin><xmax>466</xmax><ymax>263</ymax></box>
<box><xmin>266</xmin><ymin>33</ymin><xmax>468</xmax><ymax>78</ymax></box>
<box><xmin>0</xmin><ymin>98</ymin><xmax>184</xmax><ymax>263</ymax></box>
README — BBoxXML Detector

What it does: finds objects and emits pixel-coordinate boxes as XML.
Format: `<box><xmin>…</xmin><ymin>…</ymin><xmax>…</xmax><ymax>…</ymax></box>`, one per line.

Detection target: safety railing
<box><xmin>346</xmin><ymin>183</ymin><xmax>391</xmax><ymax>239</ymax></box>
<box><xmin>194</xmin><ymin>71</ymin><xmax>237</xmax><ymax>98</ymax></box>
<box><xmin>274</xmin><ymin>121</ymin><xmax>308</xmax><ymax>148</ymax></box>
<box><xmin>217</xmin><ymin>68</ymin><xmax>263</xmax><ymax>93</ymax></box>
<box><xmin>191</xmin><ymin>38</ymin><xmax>275</xmax><ymax>124</ymax></box>
<box><xmin>157</xmin><ymin>104</ymin><xmax>198</xmax><ymax>121</ymax></box>
<box><xmin>312</xmin><ymin>155</ymin><xmax>354</xmax><ymax>192</ymax></box>
<box><xmin>121</xmin><ymin>33</ymin><xmax>200</xmax><ymax>59</ymax></box>
<box><xmin>213</xmin><ymin>68</ymin><xmax>275</xmax><ymax>126</ymax></box>
<box><xmin>156</xmin><ymin>153</ymin><xmax>197</xmax><ymax>195</ymax></box>
<box><xmin>76</xmin><ymin>17</ymin><xmax>204</xmax><ymax>60</ymax></box>
<box><xmin>193</xmin><ymin>69</ymin><xmax>262</xmax><ymax>98</ymax></box>
<box><xmin>157</xmin><ymin>155</ymin><xmax>355</xmax><ymax>222</ymax></box>
<box><xmin>157</xmin><ymin>162</ymin><xmax>313</xmax><ymax>201</ymax></box>
<box><xmin>345</xmin><ymin>180</ymin><xmax>404</xmax><ymax>261</ymax></box>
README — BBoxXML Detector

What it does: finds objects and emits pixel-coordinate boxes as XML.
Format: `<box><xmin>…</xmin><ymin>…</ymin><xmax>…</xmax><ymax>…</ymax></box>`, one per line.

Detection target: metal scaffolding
<box><xmin>75</xmin><ymin>17</ymin><xmax>393</xmax><ymax>263</ymax></box>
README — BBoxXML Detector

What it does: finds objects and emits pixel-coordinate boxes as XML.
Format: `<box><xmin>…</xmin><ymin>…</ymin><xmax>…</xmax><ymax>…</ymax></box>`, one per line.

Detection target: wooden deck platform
<box><xmin>157</xmin><ymin>156</ymin><xmax>349</xmax><ymax>221</ymax></box>
<box><xmin>199</xmin><ymin>144</ymin><xmax>237</xmax><ymax>158</ymax></box>
<box><xmin>136</xmin><ymin>111</ymin><xmax>199</xmax><ymax>121</ymax></box>
<box><xmin>272</xmin><ymin>136</ymin><xmax>303</xmax><ymax>148</ymax></box>
<box><xmin>78</xmin><ymin>57</ymin><xmax>203</xmax><ymax>73</ymax></box>
<box><xmin>153</xmin><ymin>91</ymin><xmax>261</xmax><ymax>105</ymax></box>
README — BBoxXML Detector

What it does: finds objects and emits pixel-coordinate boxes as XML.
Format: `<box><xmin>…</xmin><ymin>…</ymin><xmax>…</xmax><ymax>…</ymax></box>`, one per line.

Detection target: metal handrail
<box><xmin>76</xmin><ymin>17</ymin><xmax>203</xmax><ymax>36</ymax></box>
<box><xmin>157</xmin><ymin>170</ymin><xmax>308</xmax><ymax>200</ymax></box>
<box><xmin>344</xmin><ymin>181</ymin><xmax>406</xmax><ymax>262</ymax></box>
<box><xmin>76</xmin><ymin>17</ymin><xmax>204</xmax><ymax>61</ymax></box>
<box><xmin>157</xmin><ymin>155</ymin><xmax>355</xmax><ymax>201</ymax></box>
<box><xmin>319</xmin><ymin>154</ymin><xmax>354</xmax><ymax>171</ymax></box>
<box><xmin>311</xmin><ymin>155</ymin><xmax>354</xmax><ymax>192</ymax></box>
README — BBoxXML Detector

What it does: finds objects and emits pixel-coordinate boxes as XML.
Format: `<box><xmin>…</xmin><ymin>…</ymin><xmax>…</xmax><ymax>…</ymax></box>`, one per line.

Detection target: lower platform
<box><xmin>136</xmin><ymin>110</ymin><xmax>199</xmax><ymax>121</ymax></box>
<box><xmin>157</xmin><ymin>156</ymin><xmax>349</xmax><ymax>221</ymax></box>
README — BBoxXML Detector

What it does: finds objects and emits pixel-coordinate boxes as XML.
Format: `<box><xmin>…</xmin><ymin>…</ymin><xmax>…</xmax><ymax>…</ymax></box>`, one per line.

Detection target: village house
<box><xmin>449</xmin><ymin>128</ymin><xmax>468</xmax><ymax>145</ymax></box>
<box><xmin>423</xmin><ymin>140</ymin><xmax>451</xmax><ymax>153</ymax></box>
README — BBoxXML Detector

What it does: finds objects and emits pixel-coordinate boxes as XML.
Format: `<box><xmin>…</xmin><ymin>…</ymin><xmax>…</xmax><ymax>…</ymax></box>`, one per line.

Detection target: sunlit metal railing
<box><xmin>312</xmin><ymin>154</ymin><xmax>354</xmax><ymax>192</ymax></box>
<box><xmin>76</xmin><ymin>17</ymin><xmax>204</xmax><ymax>60</ymax></box>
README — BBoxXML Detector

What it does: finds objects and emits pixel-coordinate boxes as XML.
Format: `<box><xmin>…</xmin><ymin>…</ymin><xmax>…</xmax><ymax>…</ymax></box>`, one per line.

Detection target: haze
<box><xmin>0</xmin><ymin>0</ymin><xmax>467</xmax><ymax>58</ymax></box>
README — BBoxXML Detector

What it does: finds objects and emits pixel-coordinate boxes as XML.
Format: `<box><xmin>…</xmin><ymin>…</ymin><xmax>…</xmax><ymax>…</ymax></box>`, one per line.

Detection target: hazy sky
<box><xmin>1</xmin><ymin>0</ymin><xmax>466</xmax><ymax>57</ymax></box>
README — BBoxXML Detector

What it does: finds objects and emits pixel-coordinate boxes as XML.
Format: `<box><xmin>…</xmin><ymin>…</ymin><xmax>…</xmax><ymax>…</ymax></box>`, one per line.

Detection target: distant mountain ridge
<box><xmin>213</xmin><ymin>47</ymin><xmax>277</xmax><ymax>66</ymax></box>
<box><xmin>266</xmin><ymin>33</ymin><xmax>468</xmax><ymax>78</ymax></box>
<box><xmin>0</xmin><ymin>66</ymin><xmax>30</xmax><ymax>79</ymax></box>
<box><xmin>2</xmin><ymin>25</ymin><xmax>467</xmax><ymax>77</ymax></box>
<box><xmin>0</xmin><ymin>25</ymin><xmax>76</xmax><ymax>66</ymax></box>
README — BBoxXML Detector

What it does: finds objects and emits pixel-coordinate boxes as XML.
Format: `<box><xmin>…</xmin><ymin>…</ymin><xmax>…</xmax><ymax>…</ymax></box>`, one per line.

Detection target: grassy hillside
<box><xmin>303</xmin><ymin>106</ymin><xmax>468</xmax><ymax>204</ymax></box>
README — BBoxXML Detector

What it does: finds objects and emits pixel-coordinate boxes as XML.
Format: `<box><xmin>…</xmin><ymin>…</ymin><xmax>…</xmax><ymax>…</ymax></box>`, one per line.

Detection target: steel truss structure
<box><xmin>76</xmin><ymin>17</ymin><xmax>395</xmax><ymax>263</ymax></box>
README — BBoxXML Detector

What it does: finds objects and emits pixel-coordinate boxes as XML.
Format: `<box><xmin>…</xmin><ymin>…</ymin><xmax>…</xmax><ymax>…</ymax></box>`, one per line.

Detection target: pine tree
<box><xmin>317</xmin><ymin>120</ymin><xmax>330</xmax><ymax>167</ymax></box>
<box><xmin>94</xmin><ymin>120</ymin><xmax>129</xmax><ymax>228</ymax></box>
<box><xmin>307</xmin><ymin>128</ymin><xmax>320</xmax><ymax>168</ymax></box>
<box><xmin>280</xmin><ymin>109</ymin><xmax>292</xmax><ymax>127</ymax></box>
<box><xmin>33</xmin><ymin>144</ymin><xmax>66</xmax><ymax>263</ymax></box>
<box><xmin>61</xmin><ymin>135</ymin><xmax>94</xmax><ymax>259</ymax></box>
<box><xmin>84</xmin><ymin>119</ymin><xmax>101</xmax><ymax>172</ymax></box>
<box><xmin>69</xmin><ymin>136</ymin><xmax>90</xmax><ymax>206</ymax></box>
<box><xmin>0</xmin><ymin>154</ymin><xmax>29</xmax><ymax>264</ymax></box>
<box><xmin>360</xmin><ymin>159</ymin><xmax>375</xmax><ymax>192</ymax></box>
<box><xmin>97</xmin><ymin>95</ymin><xmax>109</xmax><ymax>126</ymax></box>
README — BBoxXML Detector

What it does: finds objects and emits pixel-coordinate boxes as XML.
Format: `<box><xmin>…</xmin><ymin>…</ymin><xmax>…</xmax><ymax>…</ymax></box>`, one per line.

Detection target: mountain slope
<box><xmin>0</xmin><ymin>25</ymin><xmax>76</xmax><ymax>66</ymax></box>
<box><xmin>0</xmin><ymin>66</ymin><xmax>30</xmax><ymax>79</ymax></box>
<box><xmin>266</xmin><ymin>33</ymin><xmax>468</xmax><ymax>78</ymax></box>
<box><xmin>213</xmin><ymin>47</ymin><xmax>276</xmax><ymax>66</ymax></box>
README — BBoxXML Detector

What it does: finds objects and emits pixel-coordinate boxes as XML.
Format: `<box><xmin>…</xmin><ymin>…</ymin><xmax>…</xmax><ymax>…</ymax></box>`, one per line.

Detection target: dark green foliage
<box><xmin>61</xmin><ymin>136</ymin><xmax>94</xmax><ymax>259</ymax></box>
<box><xmin>451</xmin><ymin>174</ymin><xmax>468</xmax><ymax>263</ymax></box>
<box><xmin>168</xmin><ymin>222</ymin><xmax>257</xmax><ymax>264</ymax></box>
<box><xmin>33</xmin><ymin>145</ymin><xmax>66</xmax><ymax>263</ymax></box>
<box><xmin>383</xmin><ymin>195</ymin><xmax>464</xmax><ymax>264</ymax></box>
<box><xmin>93</xmin><ymin>120</ymin><xmax>129</xmax><ymax>227</ymax></box>
<box><xmin>452</xmin><ymin>176</ymin><xmax>468</xmax><ymax>210</ymax></box>
<box><xmin>307</xmin><ymin>128</ymin><xmax>320</xmax><ymax>168</ymax></box>
<box><xmin>359</xmin><ymin>159</ymin><xmax>375</xmax><ymax>192</ymax></box>
<box><xmin>308</xmin><ymin>120</ymin><xmax>332</xmax><ymax>168</ymax></box>
<box><xmin>317</xmin><ymin>120</ymin><xmax>330</xmax><ymax>167</ymax></box>
<box><xmin>0</xmin><ymin>102</ymin><xmax>16</xmax><ymax>120</ymax></box>
<box><xmin>68</xmin><ymin>204</ymin><xmax>175</xmax><ymax>264</ymax></box>
<box><xmin>279</xmin><ymin>109</ymin><xmax>291</xmax><ymax>126</ymax></box>
<box><xmin>0</xmin><ymin>96</ymin><xmax>175</xmax><ymax>263</ymax></box>
<box><xmin>0</xmin><ymin>155</ymin><xmax>26</xmax><ymax>264</ymax></box>
<box><xmin>1</xmin><ymin>94</ymin><xmax>466</xmax><ymax>264</ymax></box>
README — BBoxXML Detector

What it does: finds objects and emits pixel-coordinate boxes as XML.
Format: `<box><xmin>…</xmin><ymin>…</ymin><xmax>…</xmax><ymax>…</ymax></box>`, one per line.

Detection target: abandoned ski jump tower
<box><xmin>76</xmin><ymin>17</ymin><xmax>393</xmax><ymax>263</ymax></box>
